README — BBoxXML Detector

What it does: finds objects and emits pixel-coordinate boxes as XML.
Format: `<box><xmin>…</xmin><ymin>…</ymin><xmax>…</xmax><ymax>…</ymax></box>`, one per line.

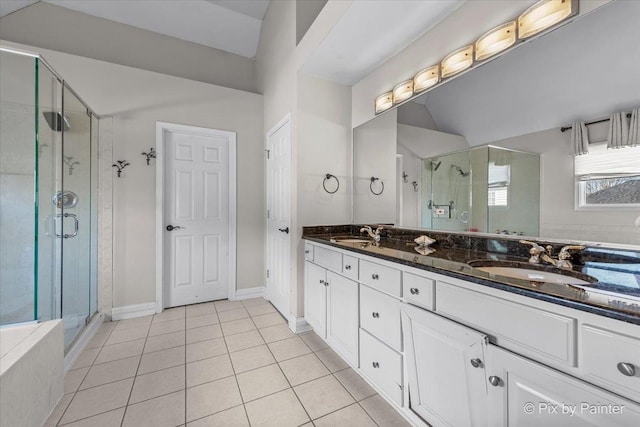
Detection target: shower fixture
<box><xmin>432</xmin><ymin>160</ymin><xmax>442</xmax><ymax>171</ymax></box>
<box><xmin>42</xmin><ymin>111</ymin><xmax>70</xmax><ymax>132</ymax></box>
<box><xmin>402</xmin><ymin>171</ymin><xmax>409</xmax><ymax>183</ymax></box>
<box><xmin>452</xmin><ymin>164</ymin><xmax>470</xmax><ymax>177</ymax></box>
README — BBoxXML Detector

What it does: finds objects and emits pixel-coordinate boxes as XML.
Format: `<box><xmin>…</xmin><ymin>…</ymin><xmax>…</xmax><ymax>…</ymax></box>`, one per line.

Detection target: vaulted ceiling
<box><xmin>1</xmin><ymin>0</ymin><xmax>270</xmax><ymax>58</ymax></box>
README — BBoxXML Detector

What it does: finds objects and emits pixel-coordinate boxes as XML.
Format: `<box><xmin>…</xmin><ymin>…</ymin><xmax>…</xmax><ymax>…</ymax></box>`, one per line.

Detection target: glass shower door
<box><xmin>60</xmin><ymin>84</ymin><xmax>93</xmax><ymax>349</ymax></box>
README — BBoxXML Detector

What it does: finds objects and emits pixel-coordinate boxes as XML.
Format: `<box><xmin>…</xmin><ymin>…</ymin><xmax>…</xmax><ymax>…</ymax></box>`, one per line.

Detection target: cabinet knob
<box><xmin>470</xmin><ymin>358</ymin><xmax>483</xmax><ymax>368</ymax></box>
<box><xmin>617</xmin><ymin>362</ymin><xmax>636</xmax><ymax>377</ymax></box>
<box><xmin>345</xmin><ymin>265</ymin><xmax>351</xmax><ymax>270</ymax></box>
<box><xmin>325</xmin><ymin>281</ymin><xmax>329</xmax><ymax>287</ymax></box>
<box><xmin>372</xmin><ymin>274</ymin><xmax>379</xmax><ymax>280</ymax></box>
<box><xmin>488</xmin><ymin>376</ymin><xmax>502</xmax><ymax>387</ymax></box>
<box><xmin>372</xmin><ymin>362</ymin><xmax>380</xmax><ymax>368</ymax></box>
<box><xmin>305</xmin><ymin>250</ymin><xmax>310</xmax><ymax>254</ymax></box>
<box><xmin>372</xmin><ymin>312</ymin><xmax>380</xmax><ymax>318</ymax></box>
<box><xmin>410</xmin><ymin>288</ymin><xmax>419</xmax><ymax>295</ymax></box>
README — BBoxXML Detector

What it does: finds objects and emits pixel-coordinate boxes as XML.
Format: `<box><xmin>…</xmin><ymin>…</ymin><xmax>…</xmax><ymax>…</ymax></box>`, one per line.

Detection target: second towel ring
<box><xmin>370</xmin><ymin>177</ymin><xmax>384</xmax><ymax>196</ymax></box>
<box><xmin>323</xmin><ymin>173</ymin><xmax>340</xmax><ymax>194</ymax></box>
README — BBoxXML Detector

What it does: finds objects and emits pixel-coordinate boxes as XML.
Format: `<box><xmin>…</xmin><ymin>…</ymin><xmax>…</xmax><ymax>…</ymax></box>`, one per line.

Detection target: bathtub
<box><xmin>0</xmin><ymin>320</ymin><xmax>64</xmax><ymax>427</ymax></box>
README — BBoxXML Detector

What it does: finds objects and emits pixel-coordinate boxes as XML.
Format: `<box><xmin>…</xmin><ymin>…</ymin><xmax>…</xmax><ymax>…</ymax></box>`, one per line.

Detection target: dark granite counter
<box><xmin>302</xmin><ymin>225</ymin><xmax>640</xmax><ymax>325</ymax></box>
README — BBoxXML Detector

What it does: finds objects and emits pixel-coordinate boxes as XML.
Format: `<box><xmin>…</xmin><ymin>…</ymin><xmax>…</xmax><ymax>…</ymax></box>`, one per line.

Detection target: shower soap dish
<box><xmin>414</xmin><ymin>235</ymin><xmax>436</xmax><ymax>247</ymax></box>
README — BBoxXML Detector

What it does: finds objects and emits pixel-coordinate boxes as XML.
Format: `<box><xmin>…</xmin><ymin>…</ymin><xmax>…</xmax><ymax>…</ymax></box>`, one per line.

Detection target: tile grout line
<box><xmin>56</xmin><ymin>321</ymin><xmax>119</xmax><ymax>426</ymax></box>
<box><xmin>247</xmin><ymin>308</ymin><xmax>316</xmax><ymax>425</ymax></box>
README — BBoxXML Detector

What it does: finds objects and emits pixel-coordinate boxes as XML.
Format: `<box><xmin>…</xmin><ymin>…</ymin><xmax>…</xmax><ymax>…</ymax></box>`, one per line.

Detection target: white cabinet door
<box><xmin>326</xmin><ymin>271</ymin><xmax>359</xmax><ymax>367</ymax></box>
<box><xmin>304</xmin><ymin>261</ymin><xmax>327</xmax><ymax>338</ymax></box>
<box><xmin>401</xmin><ymin>303</ymin><xmax>489</xmax><ymax>427</ymax></box>
<box><xmin>487</xmin><ymin>345</ymin><xmax>640</xmax><ymax>427</ymax></box>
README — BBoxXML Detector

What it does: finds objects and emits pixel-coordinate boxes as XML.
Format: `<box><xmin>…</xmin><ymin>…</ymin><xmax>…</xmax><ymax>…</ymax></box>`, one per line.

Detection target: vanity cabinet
<box><xmin>486</xmin><ymin>345</ymin><xmax>640</xmax><ymax>427</ymax></box>
<box><xmin>303</xmin><ymin>260</ymin><xmax>358</xmax><ymax>366</ymax></box>
<box><xmin>303</xmin><ymin>240</ymin><xmax>640</xmax><ymax>427</ymax></box>
<box><xmin>401</xmin><ymin>303</ymin><xmax>489</xmax><ymax>427</ymax></box>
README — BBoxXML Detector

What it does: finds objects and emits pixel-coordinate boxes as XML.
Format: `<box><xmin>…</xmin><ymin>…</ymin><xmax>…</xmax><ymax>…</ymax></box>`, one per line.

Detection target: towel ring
<box><xmin>370</xmin><ymin>177</ymin><xmax>384</xmax><ymax>196</ymax></box>
<box><xmin>323</xmin><ymin>173</ymin><xmax>340</xmax><ymax>194</ymax></box>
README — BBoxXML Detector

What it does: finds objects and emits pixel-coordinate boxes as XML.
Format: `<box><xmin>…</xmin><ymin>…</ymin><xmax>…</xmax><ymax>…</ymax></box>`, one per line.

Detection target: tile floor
<box><xmin>46</xmin><ymin>298</ymin><xmax>411</xmax><ymax>426</ymax></box>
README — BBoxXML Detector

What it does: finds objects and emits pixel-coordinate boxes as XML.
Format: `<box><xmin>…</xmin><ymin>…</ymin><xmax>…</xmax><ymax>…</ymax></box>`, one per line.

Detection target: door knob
<box><xmin>166</xmin><ymin>225</ymin><xmax>183</xmax><ymax>231</ymax></box>
<box><xmin>372</xmin><ymin>312</ymin><xmax>380</xmax><ymax>318</ymax></box>
<box><xmin>488</xmin><ymin>376</ymin><xmax>502</xmax><ymax>387</ymax></box>
<box><xmin>371</xmin><ymin>274</ymin><xmax>379</xmax><ymax>280</ymax></box>
<box><xmin>278</xmin><ymin>227</ymin><xmax>289</xmax><ymax>234</ymax></box>
<box><xmin>617</xmin><ymin>362</ymin><xmax>636</xmax><ymax>377</ymax></box>
<box><xmin>372</xmin><ymin>362</ymin><xmax>380</xmax><ymax>368</ymax></box>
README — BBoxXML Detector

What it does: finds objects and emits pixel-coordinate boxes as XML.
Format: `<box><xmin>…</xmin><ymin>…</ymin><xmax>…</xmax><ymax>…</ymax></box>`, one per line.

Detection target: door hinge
<box><xmin>266</xmin><ymin>269</ymin><xmax>270</xmax><ymax>279</ymax></box>
<box><xmin>265</xmin><ymin>149</ymin><xmax>270</xmax><ymax>159</ymax></box>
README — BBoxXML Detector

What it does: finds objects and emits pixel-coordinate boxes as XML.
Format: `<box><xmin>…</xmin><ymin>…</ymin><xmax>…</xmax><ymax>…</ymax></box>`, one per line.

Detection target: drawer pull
<box><xmin>305</xmin><ymin>250</ymin><xmax>310</xmax><ymax>254</ymax></box>
<box><xmin>470</xmin><ymin>358</ymin><xmax>483</xmax><ymax>368</ymax></box>
<box><xmin>488</xmin><ymin>376</ymin><xmax>502</xmax><ymax>387</ymax></box>
<box><xmin>617</xmin><ymin>362</ymin><xmax>636</xmax><ymax>377</ymax></box>
<box><xmin>345</xmin><ymin>265</ymin><xmax>352</xmax><ymax>270</ymax></box>
<box><xmin>372</xmin><ymin>312</ymin><xmax>380</xmax><ymax>318</ymax></box>
<box><xmin>410</xmin><ymin>288</ymin><xmax>419</xmax><ymax>295</ymax></box>
<box><xmin>372</xmin><ymin>362</ymin><xmax>380</xmax><ymax>368</ymax></box>
<box><xmin>372</xmin><ymin>274</ymin><xmax>379</xmax><ymax>280</ymax></box>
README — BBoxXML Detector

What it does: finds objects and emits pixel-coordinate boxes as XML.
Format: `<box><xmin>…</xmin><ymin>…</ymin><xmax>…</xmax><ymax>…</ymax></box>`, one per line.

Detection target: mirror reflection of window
<box><xmin>488</xmin><ymin>163</ymin><xmax>510</xmax><ymax>207</ymax></box>
<box><xmin>574</xmin><ymin>144</ymin><xmax>640</xmax><ymax>208</ymax></box>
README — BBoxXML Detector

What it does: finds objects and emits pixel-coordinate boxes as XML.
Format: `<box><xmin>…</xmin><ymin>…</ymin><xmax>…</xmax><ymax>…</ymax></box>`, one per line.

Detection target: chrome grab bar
<box><xmin>55</xmin><ymin>213</ymin><xmax>79</xmax><ymax>238</ymax></box>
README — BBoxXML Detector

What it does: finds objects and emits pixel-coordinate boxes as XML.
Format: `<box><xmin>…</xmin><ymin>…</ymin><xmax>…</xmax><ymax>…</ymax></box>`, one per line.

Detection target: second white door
<box><xmin>162</xmin><ymin>124</ymin><xmax>235</xmax><ymax>308</ymax></box>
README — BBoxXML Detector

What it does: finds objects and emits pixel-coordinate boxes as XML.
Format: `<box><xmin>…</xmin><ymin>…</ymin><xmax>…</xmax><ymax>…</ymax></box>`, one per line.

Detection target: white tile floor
<box><xmin>46</xmin><ymin>298</ymin><xmax>411</xmax><ymax>427</ymax></box>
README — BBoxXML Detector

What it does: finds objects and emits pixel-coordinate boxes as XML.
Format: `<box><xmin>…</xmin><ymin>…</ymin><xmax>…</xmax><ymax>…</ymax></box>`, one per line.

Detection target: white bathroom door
<box><xmin>162</xmin><ymin>125</ymin><xmax>236</xmax><ymax>308</ymax></box>
<box><xmin>266</xmin><ymin>116</ymin><xmax>292</xmax><ymax>319</ymax></box>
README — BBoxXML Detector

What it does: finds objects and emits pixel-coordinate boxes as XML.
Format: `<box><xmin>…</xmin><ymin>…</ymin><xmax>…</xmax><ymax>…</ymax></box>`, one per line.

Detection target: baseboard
<box><xmin>111</xmin><ymin>302</ymin><xmax>157</xmax><ymax>321</ymax></box>
<box><xmin>64</xmin><ymin>313</ymin><xmax>104</xmax><ymax>372</ymax></box>
<box><xmin>232</xmin><ymin>286</ymin><xmax>264</xmax><ymax>301</ymax></box>
<box><xmin>289</xmin><ymin>316</ymin><xmax>312</xmax><ymax>334</ymax></box>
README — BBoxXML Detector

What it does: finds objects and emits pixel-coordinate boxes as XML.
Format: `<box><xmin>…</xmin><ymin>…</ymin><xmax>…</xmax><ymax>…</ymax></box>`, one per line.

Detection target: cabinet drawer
<box><xmin>582</xmin><ymin>325</ymin><xmax>640</xmax><ymax>402</ymax></box>
<box><xmin>304</xmin><ymin>242</ymin><xmax>314</xmax><ymax>261</ymax></box>
<box><xmin>360</xmin><ymin>329</ymin><xmax>403</xmax><ymax>406</ymax></box>
<box><xmin>437</xmin><ymin>282</ymin><xmax>577</xmax><ymax>367</ymax></box>
<box><xmin>360</xmin><ymin>285</ymin><xmax>402</xmax><ymax>351</ymax></box>
<box><xmin>359</xmin><ymin>259</ymin><xmax>401</xmax><ymax>297</ymax></box>
<box><xmin>342</xmin><ymin>255</ymin><xmax>358</xmax><ymax>281</ymax></box>
<box><xmin>314</xmin><ymin>245</ymin><xmax>342</xmax><ymax>272</ymax></box>
<box><xmin>403</xmin><ymin>272</ymin><xmax>435</xmax><ymax>311</ymax></box>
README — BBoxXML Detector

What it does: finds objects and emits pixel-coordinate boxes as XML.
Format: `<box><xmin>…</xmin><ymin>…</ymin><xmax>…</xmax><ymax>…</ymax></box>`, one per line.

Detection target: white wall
<box><xmin>396</xmin><ymin>143</ymin><xmax>421</xmax><ymax>228</ymax></box>
<box><xmin>3</xmin><ymin>41</ymin><xmax>265</xmax><ymax>311</ymax></box>
<box><xmin>353</xmin><ymin>110</ymin><xmax>397</xmax><ymax>224</ymax></box>
<box><xmin>494</xmin><ymin>124</ymin><xmax>639</xmax><ymax>245</ymax></box>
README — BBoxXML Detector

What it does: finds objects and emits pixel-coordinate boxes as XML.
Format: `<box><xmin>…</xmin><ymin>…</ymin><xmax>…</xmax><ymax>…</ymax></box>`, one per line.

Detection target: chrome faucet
<box><xmin>520</xmin><ymin>240</ymin><xmax>585</xmax><ymax>270</ymax></box>
<box><xmin>520</xmin><ymin>240</ymin><xmax>548</xmax><ymax>263</ymax></box>
<box><xmin>360</xmin><ymin>225</ymin><xmax>383</xmax><ymax>243</ymax></box>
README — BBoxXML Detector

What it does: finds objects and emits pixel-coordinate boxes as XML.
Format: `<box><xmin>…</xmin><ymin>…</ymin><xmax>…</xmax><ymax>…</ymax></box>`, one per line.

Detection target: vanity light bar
<box><xmin>518</xmin><ymin>0</ymin><xmax>578</xmax><ymax>40</ymax></box>
<box><xmin>475</xmin><ymin>21</ymin><xmax>517</xmax><ymax>61</ymax></box>
<box><xmin>392</xmin><ymin>80</ymin><xmax>414</xmax><ymax>104</ymax></box>
<box><xmin>413</xmin><ymin>65</ymin><xmax>440</xmax><ymax>93</ymax></box>
<box><xmin>375</xmin><ymin>92</ymin><xmax>393</xmax><ymax>114</ymax></box>
<box><xmin>441</xmin><ymin>45</ymin><xmax>474</xmax><ymax>79</ymax></box>
<box><xmin>374</xmin><ymin>0</ymin><xmax>578</xmax><ymax>115</ymax></box>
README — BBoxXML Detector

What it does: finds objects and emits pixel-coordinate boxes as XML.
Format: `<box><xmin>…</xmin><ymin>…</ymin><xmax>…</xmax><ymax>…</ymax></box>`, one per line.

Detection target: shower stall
<box><xmin>0</xmin><ymin>47</ymin><xmax>99</xmax><ymax>351</ymax></box>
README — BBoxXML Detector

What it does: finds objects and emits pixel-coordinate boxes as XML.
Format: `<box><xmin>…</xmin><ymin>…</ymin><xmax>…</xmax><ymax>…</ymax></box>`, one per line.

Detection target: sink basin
<box><xmin>468</xmin><ymin>260</ymin><xmax>597</xmax><ymax>286</ymax></box>
<box><xmin>331</xmin><ymin>238</ymin><xmax>372</xmax><ymax>244</ymax></box>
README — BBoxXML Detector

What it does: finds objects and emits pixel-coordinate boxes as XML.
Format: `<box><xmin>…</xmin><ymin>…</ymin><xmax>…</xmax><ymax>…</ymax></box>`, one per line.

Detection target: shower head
<box><xmin>432</xmin><ymin>160</ymin><xmax>442</xmax><ymax>171</ymax></box>
<box><xmin>42</xmin><ymin>112</ymin><xmax>70</xmax><ymax>132</ymax></box>
<box><xmin>452</xmin><ymin>164</ymin><xmax>470</xmax><ymax>177</ymax></box>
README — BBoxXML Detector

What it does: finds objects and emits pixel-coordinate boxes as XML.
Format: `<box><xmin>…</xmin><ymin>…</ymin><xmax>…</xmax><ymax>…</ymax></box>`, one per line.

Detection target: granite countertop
<box><xmin>302</xmin><ymin>225</ymin><xmax>640</xmax><ymax>325</ymax></box>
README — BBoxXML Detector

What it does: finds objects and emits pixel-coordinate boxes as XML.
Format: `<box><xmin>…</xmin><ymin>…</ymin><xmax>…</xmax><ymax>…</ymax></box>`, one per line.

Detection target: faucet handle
<box><xmin>520</xmin><ymin>240</ymin><xmax>544</xmax><ymax>253</ymax></box>
<box><xmin>559</xmin><ymin>245</ymin><xmax>585</xmax><ymax>259</ymax></box>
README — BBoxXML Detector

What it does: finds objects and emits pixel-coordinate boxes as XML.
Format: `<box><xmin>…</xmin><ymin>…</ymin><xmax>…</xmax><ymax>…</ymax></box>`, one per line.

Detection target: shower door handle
<box><xmin>55</xmin><ymin>213</ymin><xmax>79</xmax><ymax>238</ymax></box>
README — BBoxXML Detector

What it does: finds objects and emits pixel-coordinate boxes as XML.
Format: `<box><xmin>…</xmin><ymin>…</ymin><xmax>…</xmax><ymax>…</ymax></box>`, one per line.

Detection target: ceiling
<box><xmin>302</xmin><ymin>0</ymin><xmax>464</xmax><ymax>86</ymax></box>
<box><xmin>414</xmin><ymin>0</ymin><xmax>640</xmax><ymax>146</ymax></box>
<box><xmin>1</xmin><ymin>0</ymin><xmax>270</xmax><ymax>58</ymax></box>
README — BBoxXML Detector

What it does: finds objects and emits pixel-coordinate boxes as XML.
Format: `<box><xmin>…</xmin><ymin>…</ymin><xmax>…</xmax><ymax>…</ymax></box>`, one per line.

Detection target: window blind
<box><xmin>575</xmin><ymin>143</ymin><xmax>640</xmax><ymax>180</ymax></box>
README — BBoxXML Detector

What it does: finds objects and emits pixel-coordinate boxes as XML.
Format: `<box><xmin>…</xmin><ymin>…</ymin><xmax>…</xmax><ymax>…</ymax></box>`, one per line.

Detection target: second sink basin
<box><xmin>468</xmin><ymin>260</ymin><xmax>598</xmax><ymax>286</ymax></box>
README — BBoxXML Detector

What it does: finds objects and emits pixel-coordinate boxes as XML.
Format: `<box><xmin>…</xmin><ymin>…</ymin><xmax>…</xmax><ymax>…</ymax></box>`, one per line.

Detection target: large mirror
<box><xmin>353</xmin><ymin>0</ymin><xmax>640</xmax><ymax>245</ymax></box>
